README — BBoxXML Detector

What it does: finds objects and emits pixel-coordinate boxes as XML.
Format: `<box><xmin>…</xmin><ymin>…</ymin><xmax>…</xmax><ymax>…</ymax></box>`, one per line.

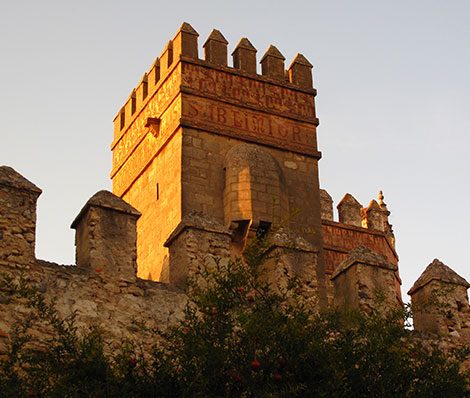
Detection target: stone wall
<box><xmin>0</xmin><ymin>259</ymin><xmax>186</xmax><ymax>359</ymax></box>
<box><xmin>2</xmin><ymin>164</ymin><xmax>470</xmax><ymax>359</ymax></box>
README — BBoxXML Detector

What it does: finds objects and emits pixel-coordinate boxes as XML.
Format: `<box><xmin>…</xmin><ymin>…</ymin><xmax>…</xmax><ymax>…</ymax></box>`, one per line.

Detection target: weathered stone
<box><xmin>0</xmin><ymin>258</ymin><xmax>187</xmax><ymax>354</ymax></box>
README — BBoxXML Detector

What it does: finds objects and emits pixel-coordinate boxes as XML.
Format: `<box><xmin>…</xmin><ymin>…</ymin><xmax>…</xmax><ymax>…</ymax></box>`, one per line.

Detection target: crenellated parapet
<box><xmin>112</xmin><ymin>22</ymin><xmax>318</xmax><ymax>156</ymax></box>
<box><xmin>320</xmin><ymin>189</ymin><xmax>400</xmax><ymax>304</ymax></box>
<box><xmin>320</xmin><ymin>189</ymin><xmax>396</xmax><ymax>241</ymax></box>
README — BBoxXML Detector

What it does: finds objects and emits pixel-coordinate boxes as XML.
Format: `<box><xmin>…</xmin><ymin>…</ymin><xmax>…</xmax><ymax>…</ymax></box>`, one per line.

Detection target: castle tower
<box><xmin>110</xmin><ymin>23</ymin><xmax>325</xmax><ymax>302</ymax></box>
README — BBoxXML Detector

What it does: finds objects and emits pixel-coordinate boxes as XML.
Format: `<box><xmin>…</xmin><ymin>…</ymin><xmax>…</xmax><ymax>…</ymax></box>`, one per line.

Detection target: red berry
<box><xmin>274</xmin><ymin>374</ymin><xmax>282</xmax><ymax>381</ymax></box>
<box><xmin>238</xmin><ymin>287</ymin><xmax>244</xmax><ymax>294</ymax></box>
<box><xmin>250</xmin><ymin>360</ymin><xmax>261</xmax><ymax>371</ymax></box>
<box><xmin>247</xmin><ymin>295</ymin><xmax>255</xmax><ymax>302</ymax></box>
<box><xmin>129</xmin><ymin>358</ymin><xmax>136</xmax><ymax>367</ymax></box>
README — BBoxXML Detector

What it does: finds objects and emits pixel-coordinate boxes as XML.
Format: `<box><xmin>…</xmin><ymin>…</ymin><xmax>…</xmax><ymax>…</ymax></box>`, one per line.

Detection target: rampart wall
<box><xmin>2</xmin><ymin>165</ymin><xmax>470</xmax><ymax>356</ymax></box>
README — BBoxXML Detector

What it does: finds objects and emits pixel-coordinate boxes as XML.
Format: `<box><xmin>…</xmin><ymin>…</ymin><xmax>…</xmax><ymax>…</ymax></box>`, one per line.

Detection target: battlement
<box><xmin>320</xmin><ymin>190</ymin><xmax>396</xmax><ymax>240</ymax></box>
<box><xmin>112</xmin><ymin>22</ymin><xmax>317</xmax><ymax>147</ymax></box>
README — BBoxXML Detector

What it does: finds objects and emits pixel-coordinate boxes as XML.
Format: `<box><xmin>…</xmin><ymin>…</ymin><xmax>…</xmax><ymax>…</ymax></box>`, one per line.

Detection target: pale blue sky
<box><xmin>1</xmin><ymin>0</ymin><xmax>469</xmax><ymax>297</ymax></box>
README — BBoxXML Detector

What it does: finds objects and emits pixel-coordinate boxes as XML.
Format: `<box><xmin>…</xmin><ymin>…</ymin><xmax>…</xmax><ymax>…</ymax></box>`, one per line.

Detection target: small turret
<box><xmin>409</xmin><ymin>259</ymin><xmax>470</xmax><ymax>337</ymax></box>
<box><xmin>71</xmin><ymin>191</ymin><xmax>141</xmax><ymax>281</ymax></box>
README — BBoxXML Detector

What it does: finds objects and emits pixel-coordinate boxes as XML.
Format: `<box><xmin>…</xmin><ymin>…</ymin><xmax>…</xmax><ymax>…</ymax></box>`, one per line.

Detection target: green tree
<box><xmin>1</xmin><ymin>232</ymin><xmax>469</xmax><ymax>397</ymax></box>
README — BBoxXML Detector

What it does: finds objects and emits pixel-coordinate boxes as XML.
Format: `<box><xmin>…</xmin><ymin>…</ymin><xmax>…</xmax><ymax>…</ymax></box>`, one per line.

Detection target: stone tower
<box><xmin>110</xmin><ymin>23</ymin><xmax>325</xmax><ymax>295</ymax></box>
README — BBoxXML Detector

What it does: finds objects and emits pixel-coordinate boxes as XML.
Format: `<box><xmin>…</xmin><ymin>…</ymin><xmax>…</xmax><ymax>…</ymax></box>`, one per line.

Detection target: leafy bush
<box><xmin>1</xmin><ymin>233</ymin><xmax>469</xmax><ymax>397</ymax></box>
